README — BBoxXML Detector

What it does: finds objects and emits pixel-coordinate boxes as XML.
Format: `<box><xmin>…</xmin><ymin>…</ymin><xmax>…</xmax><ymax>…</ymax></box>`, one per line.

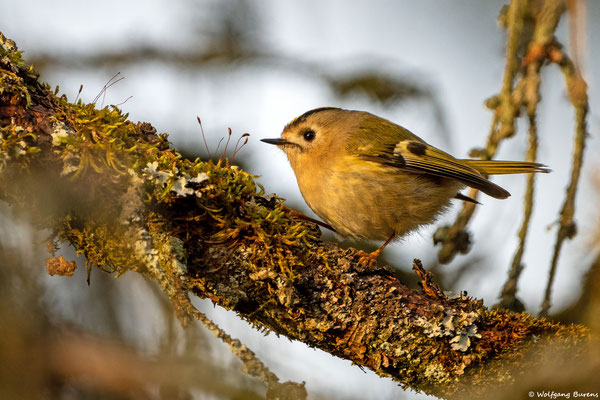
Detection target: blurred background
<box><xmin>1</xmin><ymin>0</ymin><xmax>599</xmax><ymax>399</ymax></box>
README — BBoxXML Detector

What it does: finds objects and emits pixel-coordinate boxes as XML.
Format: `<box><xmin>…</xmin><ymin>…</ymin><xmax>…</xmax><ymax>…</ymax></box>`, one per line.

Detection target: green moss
<box><xmin>0</xmin><ymin>34</ymin><xmax>40</xmax><ymax>108</ymax></box>
<box><xmin>200</xmin><ymin>162</ymin><xmax>319</xmax><ymax>278</ymax></box>
<box><xmin>1</xmin><ymin>49</ymin><xmax>317</xmax><ymax>284</ymax></box>
<box><xmin>0</xmin><ymin>33</ymin><xmax>28</xmax><ymax>69</ymax></box>
<box><xmin>58</xmin><ymin>216</ymin><xmax>141</xmax><ymax>276</ymax></box>
<box><xmin>49</xmin><ymin>101</ymin><xmax>319</xmax><ymax>280</ymax></box>
<box><xmin>0</xmin><ymin>29</ymin><xmax>321</xmax><ymax>293</ymax></box>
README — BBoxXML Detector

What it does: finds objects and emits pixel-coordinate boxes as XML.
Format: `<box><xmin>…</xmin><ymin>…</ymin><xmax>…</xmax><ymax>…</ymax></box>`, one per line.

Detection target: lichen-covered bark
<box><xmin>0</xmin><ymin>34</ymin><xmax>590</xmax><ymax>398</ymax></box>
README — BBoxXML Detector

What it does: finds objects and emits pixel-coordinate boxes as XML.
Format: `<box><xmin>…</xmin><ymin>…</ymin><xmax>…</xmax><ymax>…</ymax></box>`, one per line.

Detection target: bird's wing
<box><xmin>359</xmin><ymin>140</ymin><xmax>510</xmax><ymax>199</ymax></box>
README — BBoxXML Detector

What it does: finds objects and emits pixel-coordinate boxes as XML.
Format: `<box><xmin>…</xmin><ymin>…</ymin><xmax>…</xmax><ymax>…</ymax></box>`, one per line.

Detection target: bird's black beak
<box><xmin>260</xmin><ymin>138</ymin><xmax>292</xmax><ymax>146</ymax></box>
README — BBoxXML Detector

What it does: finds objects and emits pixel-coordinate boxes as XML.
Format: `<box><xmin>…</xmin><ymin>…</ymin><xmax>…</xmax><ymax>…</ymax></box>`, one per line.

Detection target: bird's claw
<box><xmin>355</xmin><ymin>249</ymin><xmax>381</xmax><ymax>267</ymax></box>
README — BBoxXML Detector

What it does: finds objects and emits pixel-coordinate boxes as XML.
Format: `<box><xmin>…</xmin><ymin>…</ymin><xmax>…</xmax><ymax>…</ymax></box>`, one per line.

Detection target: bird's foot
<box><xmin>355</xmin><ymin>249</ymin><xmax>382</xmax><ymax>267</ymax></box>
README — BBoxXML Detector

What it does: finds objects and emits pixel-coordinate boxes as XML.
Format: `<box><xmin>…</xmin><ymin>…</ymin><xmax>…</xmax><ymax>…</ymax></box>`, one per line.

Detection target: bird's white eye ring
<box><xmin>303</xmin><ymin>129</ymin><xmax>316</xmax><ymax>141</ymax></box>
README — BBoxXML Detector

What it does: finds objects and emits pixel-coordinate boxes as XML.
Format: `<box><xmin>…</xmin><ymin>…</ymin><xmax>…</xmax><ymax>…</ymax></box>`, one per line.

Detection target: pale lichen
<box><xmin>51</xmin><ymin>120</ymin><xmax>71</xmax><ymax>146</ymax></box>
<box><xmin>450</xmin><ymin>324</ymin><xmax>481</xmax><ymax>352</ymax></box>
<box><xmin>144</xmin><ymin>161</ymin><xmax>209</xmax><ymax>198</ymax></box>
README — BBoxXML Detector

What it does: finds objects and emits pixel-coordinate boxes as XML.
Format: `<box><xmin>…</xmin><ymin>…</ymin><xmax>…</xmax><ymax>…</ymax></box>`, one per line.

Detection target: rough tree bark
<box><xmin>0</xmin><ymin>33</ymin><xmax>594</xmax><ymax>399</ymax></box>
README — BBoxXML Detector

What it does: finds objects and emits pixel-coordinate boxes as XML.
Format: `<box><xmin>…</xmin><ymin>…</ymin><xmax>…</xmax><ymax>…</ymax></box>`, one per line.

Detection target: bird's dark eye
<box><xmin>303</xmin><ymin>129</ymin><xmax>316</xmax><ymax>141</ymax></box>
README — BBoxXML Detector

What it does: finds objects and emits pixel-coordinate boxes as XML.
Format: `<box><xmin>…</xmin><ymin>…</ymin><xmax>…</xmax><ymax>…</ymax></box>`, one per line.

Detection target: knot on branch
<box><xmin>433</xmin><ymin>225</ymin><xmax>472</xmax><ymax>264</ymax></box>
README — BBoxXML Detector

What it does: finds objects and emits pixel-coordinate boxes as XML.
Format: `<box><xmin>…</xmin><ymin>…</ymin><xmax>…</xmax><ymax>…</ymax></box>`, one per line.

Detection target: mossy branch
<box><xmin>0</xmin><ymin>33</ymin><xmax>592</xmax><ymax>398</ymax></box>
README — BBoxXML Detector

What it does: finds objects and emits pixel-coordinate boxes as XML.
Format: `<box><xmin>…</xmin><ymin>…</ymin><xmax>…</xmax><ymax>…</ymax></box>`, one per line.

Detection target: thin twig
<box><xmin>436</xmin><ymin>0</ymin><xmax>528</xmax><ymax>263</ymax></box>
<box><xmin>436</xmin><ymin>0</ymin><xmax>567</xmax><ymax>265</ymax></box>
<box><xmin>489</xmin><ymin>0</ymin><xmax>529</xmax><ymax>149</ymax></box>
<box><xmin>499</xmin><ymin>112</ymin><xmax>539</xmax><ymax>310</ymax></box>
<box><xmin>541</xmin><ymin>53</ymin><xmax>588</xmax><ymax>316</ymax></box>
<box><xmin>183</xmin><ymin>301</ymin><xmax>307</xmax><ymax>399</ymax></box>
<box><xmin>498</xmin><ymin>7</ymin><xmax>548</xmax><ymax>310</ymax></box>
<box><xmin>566</xmin><ymin>0</ymin><xmax>586</xmax><ymax>73</ymax></box>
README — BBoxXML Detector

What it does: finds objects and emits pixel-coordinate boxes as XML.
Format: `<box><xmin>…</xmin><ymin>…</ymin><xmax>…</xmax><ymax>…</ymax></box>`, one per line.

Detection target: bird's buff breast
<box><xmin>295</xmin><ymin>156</ymin><xmax>460</xmax><ymax>240</ymax></box>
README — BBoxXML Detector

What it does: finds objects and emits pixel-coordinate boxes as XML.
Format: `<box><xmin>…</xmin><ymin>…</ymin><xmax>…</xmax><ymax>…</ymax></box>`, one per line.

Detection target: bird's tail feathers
<box><xmin>462</xmin><ymin>160</ymin><xmax>550</xmax><ymax>175</ymax></box>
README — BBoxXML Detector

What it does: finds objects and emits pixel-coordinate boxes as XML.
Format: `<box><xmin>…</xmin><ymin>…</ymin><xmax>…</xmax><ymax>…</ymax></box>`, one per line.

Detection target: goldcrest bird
<box><xmin>261</xmin><ymin>107</ymin><xmax>549</xmax><ymax>263</ymax></box>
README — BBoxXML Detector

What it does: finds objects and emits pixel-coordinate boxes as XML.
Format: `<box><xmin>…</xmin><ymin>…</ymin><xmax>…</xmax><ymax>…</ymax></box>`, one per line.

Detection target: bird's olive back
<box><xmin>280</xmin><ymin>108</ymin><xmax>425</xmax><ymax>164</ymax></box>
<box><xmin>347</xmin><ymin>112</ymin><xmax>424</xmax><ymax>156</ymax></box>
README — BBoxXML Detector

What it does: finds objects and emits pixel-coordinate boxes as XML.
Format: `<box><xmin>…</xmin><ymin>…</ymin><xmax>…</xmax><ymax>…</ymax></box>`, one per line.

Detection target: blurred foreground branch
<box><xmin>0</xmin><ymin>33</ymin><xmax>595</xmax><ymax>399</ymax></box>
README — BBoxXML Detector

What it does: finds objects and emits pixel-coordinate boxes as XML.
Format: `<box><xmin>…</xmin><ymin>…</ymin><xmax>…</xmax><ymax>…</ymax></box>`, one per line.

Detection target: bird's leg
<box><xmin>281</xmin><ymin>204</ymin><xmax>336</xmax><ymax>232</ymax></box>
<box><xmin>356</xmin><ymin>233</ymin><xmax>396</xmax><ymax>267</ymax></box>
